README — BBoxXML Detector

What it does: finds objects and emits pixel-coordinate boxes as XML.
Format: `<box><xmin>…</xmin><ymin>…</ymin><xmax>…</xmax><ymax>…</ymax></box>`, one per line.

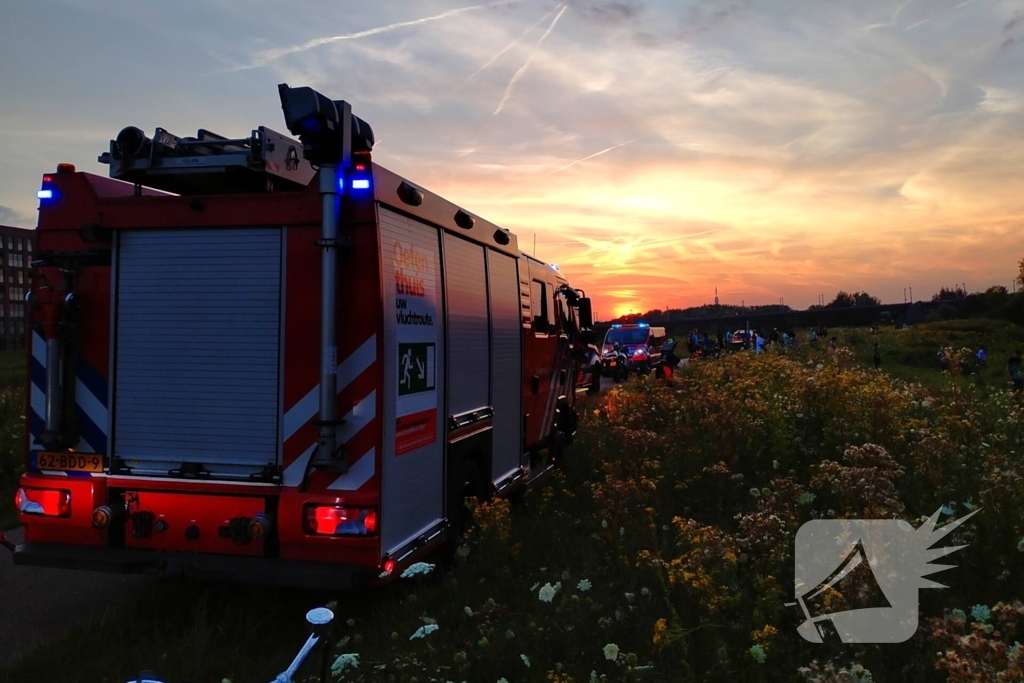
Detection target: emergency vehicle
<box><xmin>600</xmin><ymin>323</ymin><xmax>666</xmax><ymax>376</ymax></box>
<box><xmin>0</xmin><ymin>84</ymin><xmax>594</xmax><ymax>588</ymax></box>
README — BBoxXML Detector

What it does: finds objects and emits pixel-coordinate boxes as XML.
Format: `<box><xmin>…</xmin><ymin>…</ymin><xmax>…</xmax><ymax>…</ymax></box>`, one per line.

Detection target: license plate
<box><xmin>37</xmin><ymin>451</ymin><xmax>104</xmax><ymax>473</ymax></box>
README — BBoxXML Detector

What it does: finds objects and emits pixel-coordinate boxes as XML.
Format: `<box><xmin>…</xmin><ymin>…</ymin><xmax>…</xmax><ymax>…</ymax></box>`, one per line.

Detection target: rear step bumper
<box><xmin>11</xmin><ymin>542</ymin><xmax>374</xmax><ymax>589</ymax></box>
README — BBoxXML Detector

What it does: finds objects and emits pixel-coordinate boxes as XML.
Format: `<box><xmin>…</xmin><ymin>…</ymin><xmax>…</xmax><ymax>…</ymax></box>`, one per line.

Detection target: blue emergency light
<box><xmin>37</xmin><ymin>190</ymin><xmax>53</xmax><ymax>200</ymax></box>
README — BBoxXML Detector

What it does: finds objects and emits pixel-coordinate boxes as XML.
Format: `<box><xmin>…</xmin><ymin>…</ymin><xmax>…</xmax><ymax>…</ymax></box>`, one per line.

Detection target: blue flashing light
<box><xmin>351</xmin><ymin>178</ymin><xmax>371</xmax><ymax>190</ymax></box>
<box><xmin>638</xmin><ymin>322</ymin><xmax>648</xmax><ymax>327</ymax></box>
<box><xmin>612</xmin><ymin>324</ymin><xmax>621</xmax><ymax>328</ymax></box>
<box><xmin>37</xmin><ymin>189</ymin><xmax>53</xmax><ymax>200</ymax></box>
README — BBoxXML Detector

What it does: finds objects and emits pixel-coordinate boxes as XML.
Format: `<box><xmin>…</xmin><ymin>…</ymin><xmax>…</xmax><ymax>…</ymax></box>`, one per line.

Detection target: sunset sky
<box><xmin>2</xmin><ymin>0</ymin><xmax>1022</xmax><ymax>318</ymax></box>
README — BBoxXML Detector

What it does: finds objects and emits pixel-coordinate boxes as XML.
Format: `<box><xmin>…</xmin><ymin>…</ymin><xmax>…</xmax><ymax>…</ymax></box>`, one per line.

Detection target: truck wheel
<box><xmin>441</xmin><ymin>459</ymin><xmax>484</xmax><ymax>567</ymax></box>
<box><xmin>548</xmin><ymin>426</ymin><xmax>567</xmax><ymax>464</ymax></box>
<box><xmin>587</xmin><ymin>364</ymin><xmax>601</xmax><ymax>394</ymax></box>
<box><xmin>558</xmin><ymin>405</ymin><xmax>577</xmax><ymax>445</ymax></box>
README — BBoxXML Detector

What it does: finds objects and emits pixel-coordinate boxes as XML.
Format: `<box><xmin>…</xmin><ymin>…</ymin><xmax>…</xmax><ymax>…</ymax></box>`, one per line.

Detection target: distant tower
<box><xmin>714</xmin><ymin>287</ymin><xmax>720</xmax><ymax>306</ymax></box>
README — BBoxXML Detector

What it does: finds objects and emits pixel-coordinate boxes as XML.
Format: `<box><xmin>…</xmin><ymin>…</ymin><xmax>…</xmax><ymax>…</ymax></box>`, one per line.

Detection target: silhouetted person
<box><xmin>1009</xmin><ymin>350</ymin><xmax>1022</xmax><ymax>393</ymax></box>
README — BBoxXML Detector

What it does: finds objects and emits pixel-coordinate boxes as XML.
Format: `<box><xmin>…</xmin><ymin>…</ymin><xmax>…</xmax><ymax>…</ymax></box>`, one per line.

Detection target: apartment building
<box><xmin>0</xmin><ymin>224</ymin><xmax>36</xmax><ymax>351</ymax></box>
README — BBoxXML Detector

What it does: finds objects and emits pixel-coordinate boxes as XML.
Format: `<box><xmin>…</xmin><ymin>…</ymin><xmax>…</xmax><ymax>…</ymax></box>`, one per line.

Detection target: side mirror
<box><xmin>577</xmin><ymin>297</ymin><xmax>593</xmax><ymax>329</ymax></box>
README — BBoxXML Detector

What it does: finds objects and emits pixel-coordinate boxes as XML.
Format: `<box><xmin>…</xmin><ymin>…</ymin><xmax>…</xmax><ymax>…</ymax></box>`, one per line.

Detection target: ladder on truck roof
<box><xmin>98</xmin><ymin>125</ymin><xmax>316</xmax><ymax>195</ymax></box>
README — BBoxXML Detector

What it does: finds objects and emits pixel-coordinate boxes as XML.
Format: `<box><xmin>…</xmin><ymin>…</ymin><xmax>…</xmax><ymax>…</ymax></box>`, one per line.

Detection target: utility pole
<box><xmin>909</xmin><ymin>286</ymin><xmax>913</xmax><ymax>304</ymax></box>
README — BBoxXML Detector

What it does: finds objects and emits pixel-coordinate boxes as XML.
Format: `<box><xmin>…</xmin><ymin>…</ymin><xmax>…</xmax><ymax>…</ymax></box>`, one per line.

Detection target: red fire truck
<box><xmin>0</xmin><ymin>85</ymin><xmax>594</xmax><ymax>588</ymax></box>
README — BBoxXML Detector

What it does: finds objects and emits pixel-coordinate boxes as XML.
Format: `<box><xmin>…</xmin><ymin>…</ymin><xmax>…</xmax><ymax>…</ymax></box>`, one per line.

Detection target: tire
<box><xmin>549</xmin><ymin>425</ymin><xmax>567</xmax><ymax>463</ymax></box>
<box><xmin>441</xmin><ymin>459</ymin><xmax>484</xmax><ymax>566</ymax></box>
<box><xmin>559</xmin><ymin>405</ymin><xmax>578</xmax><ymax>445</ymax></box>
<box><xmin>587</xmin><ymin>364</ymin><xmax>601</xmax><ymax>394</ymax></box>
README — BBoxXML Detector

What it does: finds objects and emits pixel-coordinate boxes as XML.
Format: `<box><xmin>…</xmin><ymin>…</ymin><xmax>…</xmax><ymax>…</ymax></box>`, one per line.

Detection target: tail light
<box><xmin>16</xmin><ymin>488</ymin><xmax>71</xmax><ymax>517</ymax></box>
<box><xmin>304</xmin><ymin>505</ymin><xmax>377</xmax><ymax>536</ymax></box>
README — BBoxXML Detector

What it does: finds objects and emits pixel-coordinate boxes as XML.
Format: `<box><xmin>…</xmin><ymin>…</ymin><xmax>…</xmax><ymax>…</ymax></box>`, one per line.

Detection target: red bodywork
<box><xmin>11</xmin><ymin>158</ymin><xmax>587</xmax><ymax>588</ymax></box>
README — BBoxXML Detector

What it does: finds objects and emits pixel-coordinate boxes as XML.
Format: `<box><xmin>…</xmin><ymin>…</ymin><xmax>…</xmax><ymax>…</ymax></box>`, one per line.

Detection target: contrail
<box><xmin>493</xmin><ymin>3</ymin><xmax>569</xmax><ymax>115</ymax></box>
<box><xmin>539</xmin><ymin>134</ymin><xmax>648</xmax><ymax>179</ymax></box>
<box><xmin>493</xmin><ymin>134</ymin><xmax>648</xmax><ymax>199</ymax></box>
<box><xmin>461</xmin><ymin>3</ymin><xmax>564</xmax><ymax>87</ymax></box>
<box><xmin>905</xmin><ymin>0</ymin><xmax>977</xmax><ymax>30</ymax></box>
<box><xmin>241</xmin><ymin>0</ymin><xmax>516</xmax><ymax>70</ymax></box>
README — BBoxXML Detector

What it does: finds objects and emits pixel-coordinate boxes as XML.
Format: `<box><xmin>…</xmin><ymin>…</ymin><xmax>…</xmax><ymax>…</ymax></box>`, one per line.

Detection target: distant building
<box><xmin>0</xmin><ymin>224</ymin><xmax>35</xmax><ymax>351</ymax></box>
<box><xmin>714</xmin><ymin>287</ymin><xmax>719</xmax><ymax>306</ymax></box>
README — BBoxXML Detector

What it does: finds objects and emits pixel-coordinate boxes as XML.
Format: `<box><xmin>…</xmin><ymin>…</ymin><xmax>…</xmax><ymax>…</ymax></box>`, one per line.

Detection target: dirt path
<box><xmin>0</xmin><ymin>527</ymin><xmax>150</xmax><ymax>666</ymax></box>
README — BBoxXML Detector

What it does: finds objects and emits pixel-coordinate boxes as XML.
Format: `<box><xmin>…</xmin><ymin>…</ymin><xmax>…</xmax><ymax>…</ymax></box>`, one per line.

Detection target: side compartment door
<box><xmin>522</xmin><ymin>261</ymin><xmax>556</xmax><ymax>448</ymax></box>
<box><xmin>487</xmin><ymin>250</ymin><xmax>521</xmax><ymax>484</ymax></box>
<box><xmin>380</xmin><ymin>208</ymin><xmax>445</xmax><ymax>556</ymax></box>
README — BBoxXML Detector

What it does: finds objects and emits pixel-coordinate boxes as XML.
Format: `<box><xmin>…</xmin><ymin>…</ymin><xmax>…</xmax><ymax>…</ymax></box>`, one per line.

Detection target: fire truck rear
<box><xmin>1</xmin><ymin>85</ymin><xmax>594</xmax><ymax>588</ymax></box>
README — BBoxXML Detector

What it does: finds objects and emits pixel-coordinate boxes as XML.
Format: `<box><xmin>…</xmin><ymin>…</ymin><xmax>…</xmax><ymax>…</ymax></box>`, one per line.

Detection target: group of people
<box><xmin>932</xmin><ymin>345</ymin><xmax>1022</xmax><ymax>391</ymax></box>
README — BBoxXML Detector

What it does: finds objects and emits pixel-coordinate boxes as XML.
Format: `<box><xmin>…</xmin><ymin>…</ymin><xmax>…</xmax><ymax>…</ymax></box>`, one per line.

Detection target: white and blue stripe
<box><xmin>30</xmin><ymin>331</ymin><xmax>109</xmax><ymax>474</ymax></box>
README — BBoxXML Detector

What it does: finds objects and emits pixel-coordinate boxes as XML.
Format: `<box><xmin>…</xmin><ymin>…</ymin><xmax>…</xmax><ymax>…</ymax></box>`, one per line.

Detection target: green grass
<box><xmin>0</xmin><ymin>350</ymin><xmax>26</xmax><ymax>531</ymax></box>
<box><xmin>820</xmin><ymin>319</ymin><xmax>1024</xmax><ymax>391</ymax></box>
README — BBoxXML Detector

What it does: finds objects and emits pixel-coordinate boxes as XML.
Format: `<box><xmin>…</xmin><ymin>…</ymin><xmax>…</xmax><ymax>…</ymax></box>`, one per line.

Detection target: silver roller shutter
<box><xmin>487</xmin><ymin>250</ymin><xmax>522</xmax><ymax>483</ymax></box>
<box><xmin>113</xmin><ymin>228</ymin><xmax>282</xmax><ymax>475</ymax></box>
<box><xmin>442</xmin><ymin>233</ymin><xmax>490</xmax><ymax>416</ymax></box>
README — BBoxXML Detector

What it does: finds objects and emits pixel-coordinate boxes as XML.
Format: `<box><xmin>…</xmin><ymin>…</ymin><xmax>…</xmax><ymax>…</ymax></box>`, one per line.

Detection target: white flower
<box><xmin>640</xmin><ymin>587</ymin><xmax>650</xmax><ymax>596</ymax></box>
<box><xmin>464</xmin><ymin>606</ymin><xmax>474</xmax><ymax>617</ymax></box>
<box><xmin>603</xmin><ymin>643</ymin><xmax>620</xmax><ymax>661</ymax></box>
<box><xmin>538</xmin><ymin>583</ymin><xmax>557</xmax><ymax>603</ymax></box>
<box><xmin>624</xmin><ymin>592</ymin><xmax>635</xmax><ymax>603</ymax></box>
<box><xmin>619</xmin><ymin>526</ymin><xmax>626</xmax><ymax>537</ymax></box>
<box><xmin>331</xmin><ymin>653</ymin><xmax>360</xmax><ymax>676</ymax></box>
<box><xmin>601</xmin><ymin>519</ymin><xmax>609</xmax><ymax>529</ymax></box>
<box><xmin>400</xmin><ymin>562</ymin><xmax>435</xmax><ymax>578</ymax></box>
<box><xmin>921</xmin><ymin>400</ymin><xmax>931</xmax><ymax>409</ymax></box>
<box><xmin>577</xmin><ymin>579</ymin><xmax>592</xmax><ymax>591</ymax></box>
<box><xmin>456</xmin><ymin>544</ymin><xmax>471</xmax><ymax>559</ymax></box>
<box><xmin>521</xmin><ymin>654</ymin><xmax>531</xmax><ymax>668</ymax></box>
<box><xmin>409</xmin><ymin>624</ymin><xmax>439</xmax><ymax>640</ymax></box>
<box><xmin>498</xmin><ymin>679</ymin><xmax>509</xmax><ymax>683</ymax></box>
<box><xmin>530</xmin><ymin>582</ymin><xmax>540</xmax><ymax>591</ymax></box>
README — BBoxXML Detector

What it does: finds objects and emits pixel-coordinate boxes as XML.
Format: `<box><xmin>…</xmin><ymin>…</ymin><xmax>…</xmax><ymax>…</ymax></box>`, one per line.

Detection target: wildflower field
<box><xmin>0</xmin><ymin>350</ymin><xmax>26</xmax><ymax>530</ymax></box>
<box><xmin>3</xmin><ymin>322</ymin><xmax>1024</xmax><ymax>682</ymax></box>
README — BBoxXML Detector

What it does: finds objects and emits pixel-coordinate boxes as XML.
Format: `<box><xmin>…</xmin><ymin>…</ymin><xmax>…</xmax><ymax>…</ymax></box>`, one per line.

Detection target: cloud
<box><xmin>241</xmin><ymin>0</ymin><xmax>517</xmax><ymax>70</ymax></box>
<box><xmin>0</xmin><ymin>205</ymin><xmax>33</xmax><ymax>228</ymax></box>
<box><xmin>571</xmin><ymin>0</ymin><xmax>643</xmax><ymax>24</ymax></box>
<box><xmin>494</xmin><ymin>3</ymin><xmax>570</xmax><ymax>114</ymax></box>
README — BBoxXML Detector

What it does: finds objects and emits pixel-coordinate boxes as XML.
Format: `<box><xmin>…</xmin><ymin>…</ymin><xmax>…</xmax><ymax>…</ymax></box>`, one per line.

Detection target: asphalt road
<box><xmin>0</xmin><ymin>526</ymin><xmax>150</xmax><ymax>667</ymax></box>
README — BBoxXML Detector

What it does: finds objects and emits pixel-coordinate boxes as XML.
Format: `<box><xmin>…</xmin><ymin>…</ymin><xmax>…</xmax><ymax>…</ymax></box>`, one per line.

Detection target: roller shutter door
<box><xmin>113</xmin><ymin>228</ymin><xmax>282</xmax><ymax>474</ymax></box>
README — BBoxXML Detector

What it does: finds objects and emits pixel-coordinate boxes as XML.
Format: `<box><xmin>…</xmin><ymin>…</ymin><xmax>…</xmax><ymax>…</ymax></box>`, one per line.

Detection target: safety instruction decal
<box><xmin>392</xmin><ymin>239</ymin><xmax>438</xmax><ymax>454</ymax></box>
